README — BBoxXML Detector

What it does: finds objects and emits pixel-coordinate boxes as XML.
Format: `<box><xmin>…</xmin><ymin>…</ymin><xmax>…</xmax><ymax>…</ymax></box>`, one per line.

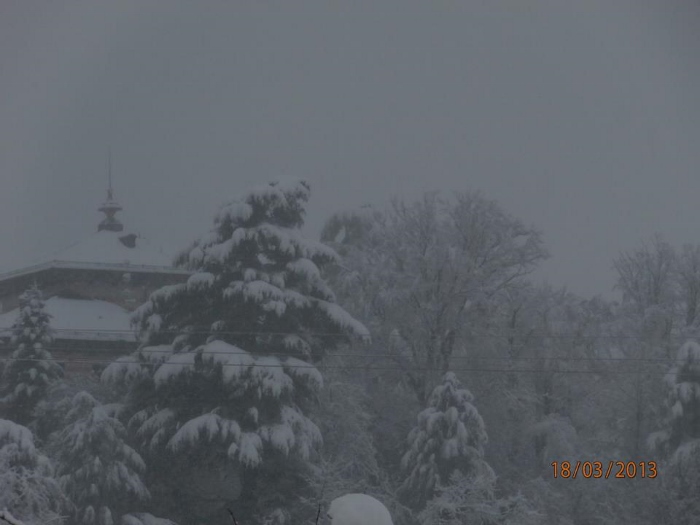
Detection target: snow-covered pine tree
<box><xmin>649</xmin><ymin>339</ymin><xmax>700</xmax><ymax>457</ymax></box>
<box><xmin>102</xmin><ymin>179</ymin><xmax>369</xmax><ymax>524</ymax></box>
<box><xmin>0</xmin><ymin>419</ymin><xmax>66</xmax><ymax>525</ymax></box>
<box><xmin>648</xmin><ymin>340</ymin><xmax>700</xmax><ymax>523</ymax></box>
<box><xmin>52</xmin><ymin>391</ymin><xmax>152</xmax><ymax>525</ymax></box>
<box><xmin>1</xmin><ymin>284</ymin><xmax>63</xmax><ymax>425</ymax></box>
<box><xmin>399</xmin><ymin>372</ymin><xmax>490</xmax><ymax>510</ymax></box>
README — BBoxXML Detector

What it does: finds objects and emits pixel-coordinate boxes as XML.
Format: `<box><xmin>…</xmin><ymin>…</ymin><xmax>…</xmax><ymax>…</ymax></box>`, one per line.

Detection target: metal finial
<box><xmin>107</xmin><ymin>148</ymin><xmax>113</xmax><ymax>200</ymax></box>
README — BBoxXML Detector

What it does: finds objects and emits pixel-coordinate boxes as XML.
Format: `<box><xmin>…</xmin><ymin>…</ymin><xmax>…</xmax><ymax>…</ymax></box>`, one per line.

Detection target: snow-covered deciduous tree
<box><xmin>102</xmin><ymin>180</ymin><xmax>368</xmax><ymax>524</ymax></box>
<box><xmin>0</xmin><ymin>419</ymin><xmax>66</xmax><ymax>525</ymax></box>
<box><xmin>613</xmin><ymin>234</ymin><xmax>677</xmax><ymax>319</ymax></box>
<box><xmin>676</xmin><ymin>244</ymin><xmax>700</xmax><ymax>330</ymax></box>
<box><xmin>1</xmin><ymin>285</ymin><xmax>63</xmax><ymax>425</ymax></box>
<box><xmin>304</xmin><ymin>362</ymin><xmax>382</xmax><ymax>503</ymax></box>
<box><xmin>322</xmin><ymin>192</ymin><xmax>546</xmax><ymax>404</ymax></box>
<box><xmin>51</xmin><ymin>391</ymin><xmax>151</xmax><ymax>525</ymax></box>
<box><xmin>399</xmin><ymin>372</ymin><xmax>490</xmax><ymax>510</ymax></box>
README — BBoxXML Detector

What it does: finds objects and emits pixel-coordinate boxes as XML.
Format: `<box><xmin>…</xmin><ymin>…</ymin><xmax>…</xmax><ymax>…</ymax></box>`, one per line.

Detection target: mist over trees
<box><xmin>1</xmin><ymin>180</ymin><xmax>699</xmax><ymax>524</ymax></box>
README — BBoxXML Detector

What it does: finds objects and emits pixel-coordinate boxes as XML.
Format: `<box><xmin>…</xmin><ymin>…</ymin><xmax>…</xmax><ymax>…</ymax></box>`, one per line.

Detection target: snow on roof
<box><xmin>0</xmin><ymin>230</ymin><xmax>189</xmax><ymax>284</ymax></box>
<box><xmin>0</xmin><ymin>297</ymin><xmax>135</xmax><ymax>342</ymax></box>
<box><xmin>49</xmin><ymin>230</ymin><xmax>174</xmax><ymax>267</ymax></box>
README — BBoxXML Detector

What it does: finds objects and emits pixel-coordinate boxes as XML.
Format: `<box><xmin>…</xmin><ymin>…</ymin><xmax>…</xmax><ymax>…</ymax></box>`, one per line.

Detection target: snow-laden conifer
<box><xmin>0</xmin><ymin>419</ymin><xmax>66</xmax><ymax>525</ymax></box>
<box><xmin>649</xmin><ymin>339</ymin><xmax>700</xmax><ymax>460</ymax></box>
<box><xmin>102</xmin><ymin>179</ymin><xmax>368</xmax><ymax>523</ymax></box>
<box><xmin>648</xmin><ymin>340</ymin><xmax>700</xmax><ymax>522</ymax></box>
<box><xmin>399</xmin><ymin>372</ymin><xmax>490</xmax><ymax>510</ymax></box>
<box><xmin>1</xmin><ymin>285</ymin><xmax>63</xmax><ymax>425</ymax></box>
<box><xmin>52</xmin><ymin>391</ymin><xmax>150</xmax><ymax>525</ymax></box>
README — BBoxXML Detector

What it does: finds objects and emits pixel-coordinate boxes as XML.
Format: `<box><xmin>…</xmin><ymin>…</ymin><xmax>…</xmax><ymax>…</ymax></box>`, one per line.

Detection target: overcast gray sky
<box><xmin>1</xmin><ymin>0</ymin><xmax>699</xmax><ymax>298</ymax></box>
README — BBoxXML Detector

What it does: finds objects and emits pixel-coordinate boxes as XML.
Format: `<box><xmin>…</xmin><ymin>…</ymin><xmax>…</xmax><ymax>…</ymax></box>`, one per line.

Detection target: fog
<box><xmin>2</xmin><ymin>0</ymin><xmax>700</xmax><ymax>296</ymax></box>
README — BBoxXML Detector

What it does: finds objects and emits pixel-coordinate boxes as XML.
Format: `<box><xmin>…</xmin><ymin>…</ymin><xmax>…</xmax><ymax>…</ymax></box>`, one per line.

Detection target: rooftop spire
<box><xmin>107</xmin><ymin>148</ymin><xmax>114</xmax><ymax>199</ymax></box>
<box><xmin>98</xmin><ymin>148</ymin><xmax>124</xmax><ymax>232</ymax></box>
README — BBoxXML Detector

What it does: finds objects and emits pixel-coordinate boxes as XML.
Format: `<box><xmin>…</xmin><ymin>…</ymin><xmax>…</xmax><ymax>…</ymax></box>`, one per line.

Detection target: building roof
<box><xmin>51</xmin><ymin>229</ymin><xmax>173</xmax><ymax>267</ymax></box>
<box><xmin>0</xmin><ymin>297</ymin><xmax>136</xmax><ymax>342</ymax></box>
<box><xmin>0</xmin><ymin>229</ymin><xmax>189</xmax><ymax>285</ymax></box>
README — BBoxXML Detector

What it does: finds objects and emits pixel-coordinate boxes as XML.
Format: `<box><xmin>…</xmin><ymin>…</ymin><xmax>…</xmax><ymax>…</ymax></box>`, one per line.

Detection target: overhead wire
<box><xmin>0</xmin><ymin>325</ymin><xmax>690</xmax><ymax>376</ymax></box>
<box><xmin>0</xmin><ymin>325</ymin><xmax>695</xmax><ymax>341</ymax></box>
<box><xmin>0</xmin><ymin>355</ymin><xmax>675</xmax><ymax>376</ymax></box>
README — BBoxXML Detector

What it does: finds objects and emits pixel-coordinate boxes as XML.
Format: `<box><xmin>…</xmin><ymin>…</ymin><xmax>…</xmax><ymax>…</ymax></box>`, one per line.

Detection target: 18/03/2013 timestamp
<box><xmin>551</xmin><ymin>461</ymin><xmax>658</xmax><ymax>479</ymax></box>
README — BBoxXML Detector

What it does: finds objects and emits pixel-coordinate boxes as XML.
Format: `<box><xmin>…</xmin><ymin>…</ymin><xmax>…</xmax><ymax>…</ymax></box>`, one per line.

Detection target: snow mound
<box><xmin>121</xmin><ymin>513</ymin><xmax>177</xmax><ymax>525</ymax></box>
<box><xmin>327</xmin><ymin>494</ymin><xmax>393</xmax><ymax>525</ymax></box>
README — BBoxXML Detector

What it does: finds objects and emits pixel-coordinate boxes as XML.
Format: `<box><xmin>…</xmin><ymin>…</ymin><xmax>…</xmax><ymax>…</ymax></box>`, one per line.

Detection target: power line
<box><xmin>0</xmin><ymin>355</ymin><xmax>676</xmax><ymax>376</ymax></box>
<box><xmin>0</xmin><ymin>326</ymin><xmax>697</xmax><ymax>341</ymax></box>
<box><xmin>0</xmin><ymin>342</ymin><xmax>684</xmax><ymax>363</ymax></box>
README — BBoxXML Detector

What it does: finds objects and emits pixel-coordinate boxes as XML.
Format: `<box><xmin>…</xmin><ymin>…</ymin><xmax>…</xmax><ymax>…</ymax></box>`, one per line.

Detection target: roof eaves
<box><xmin>0</xmin><ymin>260</ymin><xmax>191</xmax><ymax>283</ymax></box>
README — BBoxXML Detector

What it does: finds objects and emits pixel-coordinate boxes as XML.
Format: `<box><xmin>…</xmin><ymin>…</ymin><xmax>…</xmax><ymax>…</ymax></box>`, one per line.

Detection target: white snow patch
<box><xmin>251</xmin><ymin>357</ymin><xmax>294</xmax><ymax>398</ymax></box>
<box><xmin>153</xmin><ymin>353</ymin><xmax>196</xmax><ymax>387</ymax></box>
<box><xmin>166</xmin><ymin>414</ymin><xmax>241</xmax><ymax>452</ymax></box>
<box><xmin>313</xmin><ymin>299</ymin><xmax>370</xmax><ymax>340</ymax></box>
<box><xmin>136</xmin><ymin>409</ymin><xmax>176</xmax><ymax>440</ymax></box>
<box><xmin>221</xmin><ymin>201</ymin><xmax>254</xmax><ymax>223</ymax></box>
<box><xmin>678</xmin><ymin>340</ymin><xmax>700</xmax><ymax>363</ymax></box>
<box><xmin>672</xmin><ymin>439</ymin><xmax>700</xmax><ymax>465</ymax></box>
<box><xmin>236</xmin><ymin>432</ymin><xmax>263</xmax><ymax>467</ymax></box>
<box><xmin>197</xmin><ymin>340</ymin><xmax>256</xmax><ymax>383</ymax></box>
<box><xmin>286</xmin><ymin>258</ymin><xmax>321</xmax><ymax>281</ymax></box>
<box><xmin>141</xmin><ymin>345</ymin><xmax>173</xmax><ymax>365</ymax></box>
<box><xmin>0</xmin><ymin>419</ymin><xmax>37</xmax><ymax>457</ymax></box>
<box><xmin>101</xmin><ymin>355</ymin><xmax>145</xmax><ymax>386</ymax></box>
<box><xmin>149</xmin><ymin>284</ymin><xmax>183</xmax><ymax>305</ymax></box>
<box><xmin>186</xmin><ymin>272</ymin><xmax>215</xmax><ymax>290</ymax></box>
<box><xmin>259</xmin><ymin>423</ymin><xmax>296</xmax><ymax>455</ymax></box>
<box><xmin>284</xmin><ymin>358</ymin><xmax>323</xmax><ymax>389</ymax></box>
<box><xmin>121</xmin><ymin>513</ymin><xmax>177</xmax><ymax>525</ymax></box>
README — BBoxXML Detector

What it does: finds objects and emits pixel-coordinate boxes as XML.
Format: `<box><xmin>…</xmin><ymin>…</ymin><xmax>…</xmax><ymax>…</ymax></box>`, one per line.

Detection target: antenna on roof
<box><xmin>98</xmin><ymin>147</ymin><xmax>124</xmax><ymax>232</ymax></box>
<box><xmin>107</xmin><ymin>147</ymin><xmax>114</xmax><ymax>200</ymax></box>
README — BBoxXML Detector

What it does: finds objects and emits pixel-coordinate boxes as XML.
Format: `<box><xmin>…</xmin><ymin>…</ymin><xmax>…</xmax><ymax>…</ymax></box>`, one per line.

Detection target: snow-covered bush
<box><xmin>1</xmin><ymin>285</ymin><xmax>63</xmax><ymax>425</ymax></box>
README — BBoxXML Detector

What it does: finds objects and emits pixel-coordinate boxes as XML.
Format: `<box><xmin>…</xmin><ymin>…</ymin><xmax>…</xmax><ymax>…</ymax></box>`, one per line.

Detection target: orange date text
<box><xmin>551</xmin><ymin>461</ymin><xmax>657</xmax><ymax>479</ymax></box>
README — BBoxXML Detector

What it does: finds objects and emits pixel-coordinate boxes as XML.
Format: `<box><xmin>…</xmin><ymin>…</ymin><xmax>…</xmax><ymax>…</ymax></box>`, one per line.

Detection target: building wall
<box><xmin>0</xmin><ymin>266</ymin><xmax>189</xmax><ymax>379</ymax></box>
